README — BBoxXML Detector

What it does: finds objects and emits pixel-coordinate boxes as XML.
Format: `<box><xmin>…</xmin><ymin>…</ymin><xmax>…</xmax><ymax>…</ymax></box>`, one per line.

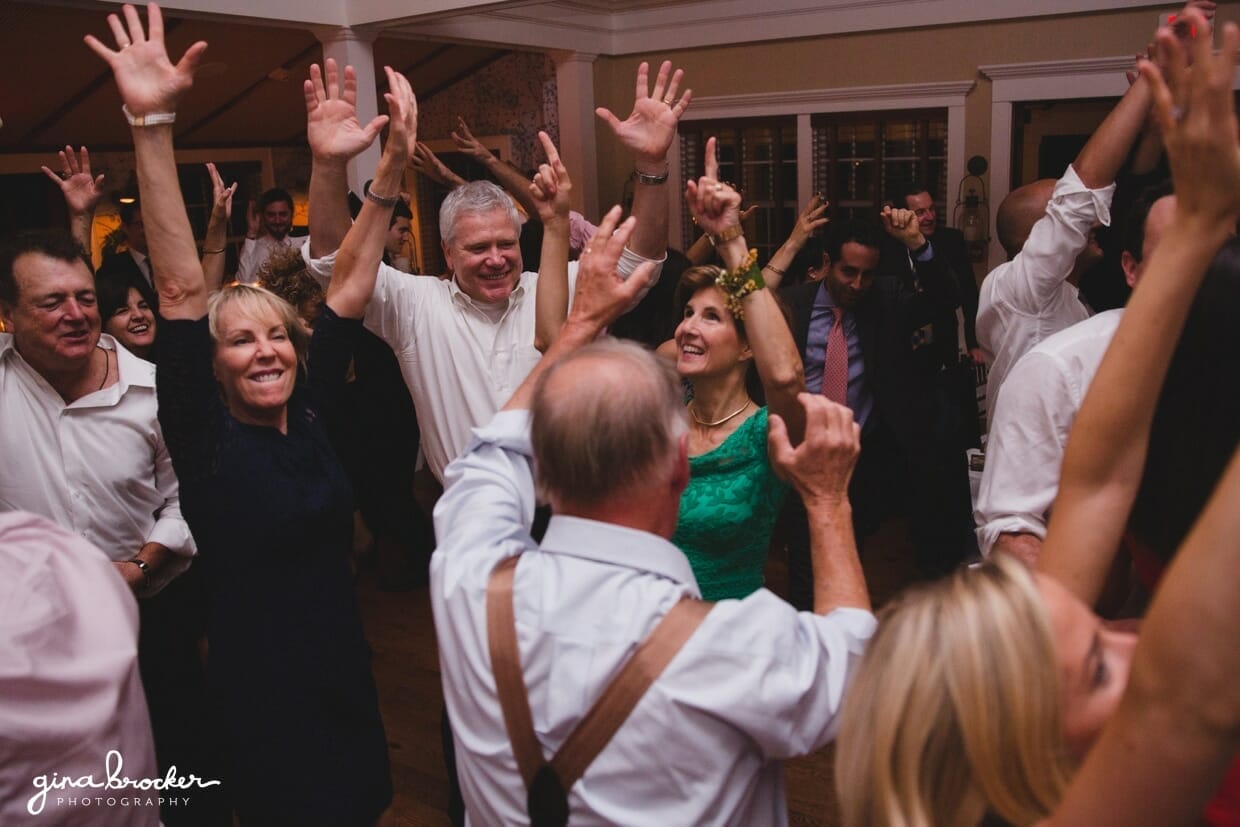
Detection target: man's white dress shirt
<box><xmin>302</xmin><ymin>248</ymin><xmax>658</xmax><ymax>482</ymax></box>
<box><xmin>0</xmin><ymin>334</ymin><xmax>194</xmax><ymax>592</ymax></box>
<box><xmin>431</xmin><ymin>409</ymin><xmax>876</xmax><ymax>826</ymax></box>
<box><xmin>237</xmin><ymin>234</ymin><xmax>308</xmax><ymax>284</ymax></box>
<box><xmin>977</xmin><ymin>165</ymin><xmax>1114</xmax><ymax>424</ymax></box>
<box><xmin>975</xmin><ymin>309</ymin><xmax>1124</xmax><ymax>555</ymax></box>
<box><xmin>0</xmin><ymin>511</ymin><xmax>160</xmax><ymax>825</ymax></box>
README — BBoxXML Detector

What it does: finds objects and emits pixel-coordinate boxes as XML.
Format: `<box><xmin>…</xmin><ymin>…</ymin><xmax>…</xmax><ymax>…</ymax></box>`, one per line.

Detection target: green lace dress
<box><xmin>673</xmin><ymin>407</ymin><xmax>788</xmax><ymax>600</ymax></box>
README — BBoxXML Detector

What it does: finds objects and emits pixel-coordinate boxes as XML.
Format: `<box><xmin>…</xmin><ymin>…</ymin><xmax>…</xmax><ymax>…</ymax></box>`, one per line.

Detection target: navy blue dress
<box><xmin>157</xmin><ymin>307</ymin><xmax>392</xmax><ymax>825</ymax></box>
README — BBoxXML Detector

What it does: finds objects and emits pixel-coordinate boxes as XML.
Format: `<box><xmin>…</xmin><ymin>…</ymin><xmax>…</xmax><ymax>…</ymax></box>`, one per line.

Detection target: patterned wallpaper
<box><xmin>418</xmin><ymin>50</ymin><xmax>559</xmax><ymax>174</ymax></box>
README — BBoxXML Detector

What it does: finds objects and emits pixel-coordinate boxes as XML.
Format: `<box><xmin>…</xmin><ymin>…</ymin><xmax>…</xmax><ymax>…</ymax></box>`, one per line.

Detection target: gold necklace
<box><xmin>689</xmin><ymin>398</ymin><xmax>751</xmax><ymax>427</ymax></box>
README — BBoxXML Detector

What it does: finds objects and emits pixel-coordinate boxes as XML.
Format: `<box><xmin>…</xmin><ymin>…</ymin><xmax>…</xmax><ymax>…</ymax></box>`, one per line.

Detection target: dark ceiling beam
<box><xmin>376</xmin><ymin>44</ymin><xmax>454</xmax><ymax>95</ymax></box>
<box><xmin>17</xmin><ymin>20</ymin><xmax>184</xmax><ymax>145</ymax></box>
<box><xmin>178</xmin><ymin>41</ymin><xmax>321</xmax><ymax>139</ymax></box>
<box><xmin>418</xmin><ymin>51</ymin><xmax>507</xmax><ymax>103</ymax></box>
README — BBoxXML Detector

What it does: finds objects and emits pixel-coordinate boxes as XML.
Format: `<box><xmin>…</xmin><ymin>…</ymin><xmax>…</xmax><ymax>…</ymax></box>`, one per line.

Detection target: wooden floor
<box><xmin>357</xmin><ymin>520</ymin><xmax>921</xmax><ymax>827</ymax></box>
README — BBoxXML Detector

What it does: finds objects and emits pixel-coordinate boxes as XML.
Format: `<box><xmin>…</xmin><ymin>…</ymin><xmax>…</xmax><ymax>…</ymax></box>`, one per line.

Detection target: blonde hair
<box><xmin>207</xmin><ymin>283</ymin><xmax>310</xmax><ymax>369</ymax></box>
<box><xmin>835</xmin><ymin>556</ymin><xmax>1071</xmax><ymax>827</ymax></box>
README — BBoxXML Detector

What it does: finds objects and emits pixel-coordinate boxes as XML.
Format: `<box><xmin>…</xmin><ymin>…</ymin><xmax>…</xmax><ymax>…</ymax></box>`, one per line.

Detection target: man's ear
<box><xmin>1120</xmin><ymin>251</ymin><xmax>1140</xmax><ymax>288</ymax></box>
<box><xmin>0</xmin><ymin>301</ymin><xmax>14</xmax><ymax>333</ymax></box>
<box><xmin>441</xmin><ymin>239</ymin><xmax>454</xmax><ymax>274</ymax></box>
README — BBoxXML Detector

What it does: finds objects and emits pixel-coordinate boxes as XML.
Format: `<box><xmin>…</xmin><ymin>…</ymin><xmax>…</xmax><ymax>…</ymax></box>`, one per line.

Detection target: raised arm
<box><xmin>597</xmin><ymin>60</ymin><xmax>691</xmax><ymax>260</ymax></box>
<box><xmin>1038</xmin><ymin>11</ymin><xmax>1240</xmax><ymax>604</ymax></box>
<box><xmin>1073</xmin><ymin>56</ymin><xmax>1156</xmax><ymax>189</ymax></box>
<box><xmin>768</xmin><ymin>393</ymin><xmax>868</xmax><ymax>613</ymax></box>
<box><xmin>42</xmin><ymin>145</ymin><xmax>105</xmax><ymax>254</ymax></box>
<box><xmin>304</xmin><ymin>58</ymin><xmax>389</xmax><ymax>258</ymax></box>
<box><xmin>1047</xmin><ymin>448</ymin><xmax>1240</xmax><ymax>825</ymax></box>
<box><xmin>764</xmin><ymin>194</ymin><xmax>829</xmax><ymax>289</ymax></box>
<box><xmin>529</xmin><ymin>132</ymin><xmax>572</xmax><ymax>352</ymax></box>
<box><xmin>85</xmin><ymin>2</ymin><xmax>207</xmax><ymax>320</ymax></box>
<box><xmin>325</xmin><ymin>67</ymin><xmax>415</xmax><ymax>320</ymax></box>
<box><xmin>687</xmin><ymin>136</ymin><xmax>806</xmax><ymax>444</ymax></box>
<box><xmin>504</xmin><ymin>205</ymin><xmax>656</xmax><ymax>412</ymax></box>
<box><xmin>411</xmin><ymin>141</ymin><xmax>467</xmax><ymax>190</ymax></box>
<box><xmin>452</xmin><ymin>117</ymin><xmax>539</xmax><ymax>217</ymax></box>
<box><xmin>201</xmin><ymin>162</ymin><xmax>237</xmax><ymax>292</ymax></box>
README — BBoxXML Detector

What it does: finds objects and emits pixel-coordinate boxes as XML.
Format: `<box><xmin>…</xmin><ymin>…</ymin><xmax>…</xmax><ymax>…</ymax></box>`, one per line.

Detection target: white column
<box><xmin>796</xmin><ymin>113</ymin><xmax>814</xmax><ymax>208</ymax></box>
<box><xmin>552</xmin><ymin>51</ymin><xmax>599</xmax><ymax>219</ymax></box>
<box><xmin>988</xmin><ymin>101</ymin><xmax>1014</xmax><ymax>270</ymax></box>
<box><xmin>310</xmin><ymin>26</ymin><xmax>381</xmax><ymax>195</ymax></box>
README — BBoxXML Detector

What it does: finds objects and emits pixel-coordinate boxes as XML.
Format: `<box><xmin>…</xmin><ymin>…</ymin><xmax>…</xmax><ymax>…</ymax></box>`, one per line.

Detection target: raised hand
<box><xmin>793</xmin><ymin>194</ymin><xmax>830</xmax><ymax>244</ymax></box>
<box><xmin>450</xmin><ymin>117</ymin><xmax>492</xmax><ymax>163</ymax></box>
<box><xmin>768</xmin><ymin>393</ymin><xmax>861</xmax><ymax>505</ymax></box>
<box><xmin>684</xmin><ymin>136</ymin><xmax>742</xmax><ymax>237</ymax></box>
<box><xmin>42</xmin><ymin>146</ymin><xmax>105</xmax><ymax>215</ymax></box>
<box><xmin>246</xmin><ymin>199</ymin><xmax>262</xmax><ymax>239</ymax></box>
<box><xmin>84</xmin><ymin>3</ymin><xmax>205</xmax><ymax>116</ymax></box>
<box><xmin>596</xmin><ymin>60</ymin><xmax>691</xmax><ymax>168</ymax></box>
<box><xmin>880</xmin><ymin>205</ymin><xmax>926</xmax><ymax>250</ymax></box>
<box><xmin>304</xmin><ymin>58</ymin><xmax>388</xmax><ymax>163</ymax></box>
<box><xmin>528</xmin><ymin>131</ymin><xmax>572</xmax><ymax>225</ymax></box>
<box><xmin>567</xmin><ymin>205</ymin><xmax>656</xmax><ymax>332</ymax></box>
<box><xmin>206</xmin><ymin>162</ymin><xmax>237</xmax><ymax>221</ymax></box>
<box><xmin>1143</xmin><ymin>9</ymin><xmax>1240</xmax><ymax>222</ymax></box>
<box><xmin>411</xmin><ymin>142</ymin><xmax>464</xmax><ymax>188</ymax></box>
<box><xmin>380</xmin><ymin>66</ymin><xmax>417</xmax><ymax>167</ymax></box>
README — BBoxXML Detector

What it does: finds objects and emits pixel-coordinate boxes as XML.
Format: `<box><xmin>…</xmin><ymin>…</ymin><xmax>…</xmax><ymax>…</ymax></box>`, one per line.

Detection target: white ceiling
<box><xmin>93</xmin><ymin>0</ymin><xmax>1168</xmax><ymax>55</ymax></box>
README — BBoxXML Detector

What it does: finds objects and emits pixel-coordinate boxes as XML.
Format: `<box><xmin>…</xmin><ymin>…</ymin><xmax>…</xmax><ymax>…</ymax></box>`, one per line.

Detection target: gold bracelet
<box><xmin>707</xmin><ymin>224</ymin><xmax>745</xmax><ymax>246</ymax></box>
<box><xmin>763</xmin><ymin>263</ymin><xmax>786</xmax><ymax>277</ymax></box>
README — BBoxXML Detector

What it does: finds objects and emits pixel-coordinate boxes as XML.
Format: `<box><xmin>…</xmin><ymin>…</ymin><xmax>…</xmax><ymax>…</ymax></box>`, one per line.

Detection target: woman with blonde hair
<box><xmin>836</xmin><ymin>555</ymin><xmax>1073</xmax><ymax>827</ymax></box>
<box><xmin>836</xmin><ymin>12</ymin><xmax>1240</xmax><ymax>826</ymax></box>
<box><xmin>87</xmin><ymin>6</ymin><xmax>411</xmax><ymax>821</ymax></box>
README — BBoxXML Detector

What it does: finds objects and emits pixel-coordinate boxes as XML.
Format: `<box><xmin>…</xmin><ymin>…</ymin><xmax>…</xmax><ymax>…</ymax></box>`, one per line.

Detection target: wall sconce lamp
<box><xmin>954</xmin><ymin>155</ymin><xmax>990</xmax><ymax>263</ymax></box>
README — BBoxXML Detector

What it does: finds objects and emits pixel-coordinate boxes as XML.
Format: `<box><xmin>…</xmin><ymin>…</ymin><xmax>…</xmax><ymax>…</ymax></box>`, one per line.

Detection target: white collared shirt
<box><xmin>975</xmin><ymin>309</ymin><xmax>1124</xmax><ymax>555</ymax></box>
<box><xmin>977</xmin><ymin>164</ymin><xmax>1114</xmax><ymax>425</ymax></box>
<box><xmin>0</xmin><ymin>511</ymin><xmax>160</xmax><ymax>826</ymax></box>
<box><xmin>0</xmin><ymin>333</ymin><xmax>195</xmax><ymax>592</ymax></box>
<box><xmin>302</xmin><ymin>247</ymin><xmax>660</xmax><ymax>482</ymax></box>
<box><xmin>431</xmin><ymin>409</ymin><xmax>876</xmax><ymax>826</ymax></box>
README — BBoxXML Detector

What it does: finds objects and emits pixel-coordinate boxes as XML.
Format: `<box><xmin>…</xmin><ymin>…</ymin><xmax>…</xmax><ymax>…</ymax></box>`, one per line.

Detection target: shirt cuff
<box><xmin>144</xmin><ymin>518</ymin><xmax>196</xmax><ymax>594</ymax></box>
<box><xmin>814</xmin><ymin>606</ymin><xmax>878</xmax><ymax>641</ymax></box>
<box><xmin>976</xmin><ymin>517</ymin><xmax>1048</xmax><ymax>558</ymax></box>
<box><xmin>466</xmin><ymin>409</ymin><xmax>533</xmax><ymax>458</ymax></box>
<box><xmin>1055</xmin><ymin>164</ymin><xmax>1117</xmax><ymax>227</ymax></box>
<box><xmin>301</xmin><ymin>243</ymin><xmax>337</xmax><ymax>281</ymax></box>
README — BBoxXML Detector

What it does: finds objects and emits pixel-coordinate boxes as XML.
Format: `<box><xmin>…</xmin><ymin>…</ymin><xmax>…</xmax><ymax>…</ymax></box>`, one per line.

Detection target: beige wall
<box><xmin>589</xmin><ymin>6</ymin><xmax>1203</xmax><ymax>219</ymax></box>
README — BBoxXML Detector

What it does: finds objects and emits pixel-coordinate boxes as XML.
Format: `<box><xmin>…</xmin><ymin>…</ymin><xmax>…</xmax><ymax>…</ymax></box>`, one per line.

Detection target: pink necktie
<box><xmin>822</xmin><ymin>307</ymin><xmax>849</xmax><ymax>405</ymax></box>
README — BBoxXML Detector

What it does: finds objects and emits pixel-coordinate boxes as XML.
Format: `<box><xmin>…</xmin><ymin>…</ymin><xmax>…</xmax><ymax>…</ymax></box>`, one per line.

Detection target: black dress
<box><xmin>156</xmin><ymin>307</ymin><xmax>392</xmax><ymax>825</ymax></box>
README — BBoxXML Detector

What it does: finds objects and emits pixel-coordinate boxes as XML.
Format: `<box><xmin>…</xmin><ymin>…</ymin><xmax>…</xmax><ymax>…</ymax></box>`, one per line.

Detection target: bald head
<box><xmin>996</xmin><ymin>179</ymin><xmax>1055</xmax><ymax>260</ymax></box>
<box><xmin>531</xmin><ymin>339</ymin><xmax>687</xmax><ymax>509</ymax></box>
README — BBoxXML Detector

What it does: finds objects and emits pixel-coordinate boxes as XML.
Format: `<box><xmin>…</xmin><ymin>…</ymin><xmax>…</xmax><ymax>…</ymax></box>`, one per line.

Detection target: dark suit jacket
<box><xmin>930</xmin><ymin>226</ymin><xmax>980</xmax><ymax>350</ymax></box>
<box><xmin>96</xmin><ymin>250</ymin><xmax>159</xmax><ymax>311</ymax></box>
<box><xmin>780</xmin><ymin>249</ymin><xmax>960</xmax><ymax>451</ymax></box>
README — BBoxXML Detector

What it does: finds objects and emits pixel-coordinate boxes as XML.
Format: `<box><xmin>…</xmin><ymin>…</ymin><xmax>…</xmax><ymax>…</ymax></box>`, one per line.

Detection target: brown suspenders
<box><xmin>486</xmin><ymin>555</ymin><xmax>714</xmax><ymax>826</ymax></box>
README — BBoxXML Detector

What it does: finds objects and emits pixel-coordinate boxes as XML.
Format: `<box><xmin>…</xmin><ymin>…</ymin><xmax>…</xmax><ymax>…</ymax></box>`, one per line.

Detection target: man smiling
<box><xmin>303</xmin><ymin>60</ymin><xmax>689</xmax><ymax>483</ymax></box>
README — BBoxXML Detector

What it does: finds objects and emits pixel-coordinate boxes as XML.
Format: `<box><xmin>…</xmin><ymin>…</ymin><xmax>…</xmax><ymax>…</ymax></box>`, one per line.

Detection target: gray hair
<box><xmin>531</xmin><ymin>338</ymin><xmax>688</xmax><ymax>506</ymax></box>
<box><xmin>439</xmin><ymin>180</ymin><xmax>521</xmax><ymax>247</ymax></box>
